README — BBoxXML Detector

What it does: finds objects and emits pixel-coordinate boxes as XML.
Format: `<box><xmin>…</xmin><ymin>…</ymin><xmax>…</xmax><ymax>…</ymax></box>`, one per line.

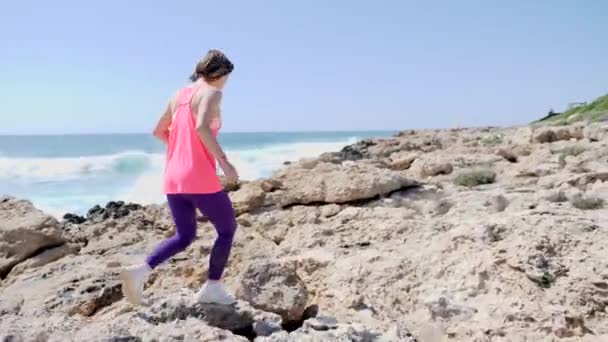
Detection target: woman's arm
<box><xmin>153</xmin><ymin>104</ymin><xmax>171</xmax><ymax>144</ymax></box>
<box><xmin>153</xmin><ymin>96</ymin><xmax>176</xmax><ymax>144</ymax></box>
<box><xmin>194</xmin><ymin>90</ymin><xmax>227</xmax><ymax>159</ymax></box>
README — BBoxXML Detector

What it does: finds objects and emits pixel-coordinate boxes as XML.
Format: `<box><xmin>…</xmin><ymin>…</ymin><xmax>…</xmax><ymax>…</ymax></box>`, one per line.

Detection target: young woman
<box><xmin>121</xmin><ymin>50</ymin><xmax>239</xmax><ymax>305</ymax></box>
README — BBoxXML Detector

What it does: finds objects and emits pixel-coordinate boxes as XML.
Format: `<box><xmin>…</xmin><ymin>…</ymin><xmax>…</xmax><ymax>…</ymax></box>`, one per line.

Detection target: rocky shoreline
<box><xmin>2</xmin><ymin>122</ymin><xmax>608</xmax><ymax>341</ymax></box>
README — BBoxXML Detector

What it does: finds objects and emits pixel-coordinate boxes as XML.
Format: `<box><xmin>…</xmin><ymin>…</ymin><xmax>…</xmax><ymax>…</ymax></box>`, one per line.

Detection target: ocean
<box><xmin>0</xmin><ymin>131</ymin><xmax>392</xmax><ymax>217</ymax></box>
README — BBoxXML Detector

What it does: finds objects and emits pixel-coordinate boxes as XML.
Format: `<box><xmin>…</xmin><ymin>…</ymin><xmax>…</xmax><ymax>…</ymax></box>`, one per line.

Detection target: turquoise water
<box><xmin>0</xmin><ymin>131</ymin><xmax>392</xmax><ymax>216</ymax></box>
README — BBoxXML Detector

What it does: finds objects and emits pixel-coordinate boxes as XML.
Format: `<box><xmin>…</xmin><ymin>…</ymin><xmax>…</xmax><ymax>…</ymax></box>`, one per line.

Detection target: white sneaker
<box><xmin>195</xmin><ymin>280</ymin><xmax>236</xmax><ymax>305</ymax></box>
<box><xmin>120</xmin><ymin>263</ymin><xmax>150</xmax><ymax>305</ymax></box>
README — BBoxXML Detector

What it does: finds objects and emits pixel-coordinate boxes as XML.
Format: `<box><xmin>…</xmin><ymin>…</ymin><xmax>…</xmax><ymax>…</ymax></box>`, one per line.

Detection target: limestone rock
<box><xmin>4</xmin><ymin>122</ymin><xmax>608</xmax><ymax>342</ymax></box>
<box><xmin>497</xmin><ymin>148</ymin><xmax>518</xmax><ymax>163</ymax></box>
<box><xmin>321</xmin><ymin>204</ymin><xmax>342</xmax><ymax>218</ymax></box>
<box><xmin>0</xmin><ymin>197</ymin><xmax>64</xmax><ymax>278</ymax></box>
<box><xmin>8</xmin><ymin>243</ymin><xmax>79</xmax><ymax>277</ymax></box>
<box><xmin>510</xmin><ymin>126</ymin><xmax>533</xmax><ymax>145</ymax></box>
<box><xmin>534</xmin><ymin>126</ymin><xmax>583</xmax><ymax>144</ymax></box>
<box><xmin>254</xmin><ymin>320</ymin><xmax>413</xmax><ymax>342</ymax></box>
<box><xmin>236</xmin><ymin>259</ymin><xmax>309</xmax><ymax>322</ymax></box>
<box><xmin>230</xmin><ymin>182</ymin><xmax>266</xmax><ymax>215</ymax></box>
<box><xmin>534</xmin><ymin>129</ymin><xmax>559</xmax><ymax>143</ymax></box>
<box><xmin>388</xmin><ymin>153</ymin><xmax>416</xmax><ymax>171</ymax></box>
<box><xmin>274</xmin><ymin>162</ymin><xmax>415</xmax><ymax>206</ymax></box>
<box><xmin>319</xmin><ymin>139</ymin><xmax>376</xmax><ymax>163</ymax></box>
<box><xmin>420</xmin><ymin>162</ymin><xmax>453</xmax><ymax>177</ymax></box>
<box><xmin>584</xmin><ymin>122</ymin><xmax>608</xmax><ymax>142</ymax></box>
<box><xmin>260</xmin><ymin>179</ymin><xmax>283</xmax><ymax>193</ymax></box>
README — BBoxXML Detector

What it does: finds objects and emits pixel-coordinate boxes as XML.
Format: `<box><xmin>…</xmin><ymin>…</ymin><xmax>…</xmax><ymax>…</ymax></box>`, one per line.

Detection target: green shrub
<box><xmin>454</xmin><ymin>170</ymin><xmax>496</xmax><ymax>187</ymax></box>
<box><xmin>536</xmin><ymin>93</ymin><xmax>608</xmax><ymax>123</ymax></box>
<box><xmin>480</xmin><ymin>134</ymin><xmax>504</xmax><ymax>147</ymax></box>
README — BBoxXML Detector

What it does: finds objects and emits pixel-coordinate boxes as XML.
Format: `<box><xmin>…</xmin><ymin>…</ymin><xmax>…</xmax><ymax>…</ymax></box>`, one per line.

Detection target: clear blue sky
<box><xmin>1</xmin><ymin>0</ymin><xmax>606</xmax><ymax>134</ymax></box>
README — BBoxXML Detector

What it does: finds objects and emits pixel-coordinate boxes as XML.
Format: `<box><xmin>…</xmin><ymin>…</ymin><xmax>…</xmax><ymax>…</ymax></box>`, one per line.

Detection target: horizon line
<box><xmin>0</xmin><ymin>123</ymin><xmax>530</xmax><ymax>137</ymax></box>
<box><xmin>0</xmin><ymin>129</ymin><xmax>398</xmax><ymax>137</ymax></box>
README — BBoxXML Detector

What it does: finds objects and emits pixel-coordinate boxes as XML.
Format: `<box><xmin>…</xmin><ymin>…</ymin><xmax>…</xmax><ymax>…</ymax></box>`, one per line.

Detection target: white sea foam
<box><xmin>5</xmin><ymin>137</ymin><xmax>357</xmax><ymax>215</ymax></box>
<box><xmin>121</xmin><ymin>138</ymin><xmax>356</xmax><ymax>205</ymax></box>
<box><xmin>0</xmin><ymin>150</ymin><xmax>164</xmax><ymax>181</ymax></box>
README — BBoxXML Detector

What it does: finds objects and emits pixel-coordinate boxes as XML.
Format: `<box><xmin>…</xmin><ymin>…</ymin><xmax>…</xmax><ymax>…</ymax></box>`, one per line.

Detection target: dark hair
<box><xmin>189</xmin><ymin>49</ymin><xmax>234</xmax><ymax>82</ymax></box>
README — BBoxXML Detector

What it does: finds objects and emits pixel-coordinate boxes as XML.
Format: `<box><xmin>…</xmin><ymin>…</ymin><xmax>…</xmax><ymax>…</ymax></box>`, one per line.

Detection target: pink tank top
<box><xmin>163</xmin><ymin>86</ymin><xmax>223</xmax><ymax>194</ymax></box>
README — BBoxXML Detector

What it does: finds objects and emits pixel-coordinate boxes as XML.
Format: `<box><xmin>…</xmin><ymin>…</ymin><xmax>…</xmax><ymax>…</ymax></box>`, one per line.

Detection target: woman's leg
<box><xmin>192</xmin><ymin>191</ymin><xmax>237</xmax><ymax>304</ymax></box>
<box><xmin>146</xmin><ymin>194</ymin><xmax>198</xmax><ymax>269</ymax></box>
<box><xmin>192</xmin><ymin>191</ymin><xmax>237</xmax><ymax>280</ymax></box>
<box><xmin>122</xmin><ymin>194</ymin><xmax>197</xmax><ymax>304</ymax></box>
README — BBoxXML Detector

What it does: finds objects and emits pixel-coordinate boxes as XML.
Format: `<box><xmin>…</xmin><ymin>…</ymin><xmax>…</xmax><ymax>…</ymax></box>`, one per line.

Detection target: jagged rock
<box><xmin>480</xmin><ymin>223</ymin><xmax>507</xmax><ymax>243</ymax></box>
<box><xmin>254</xmin><ymin>322</ymin><xmax>397</xmax><ymax>342</ymax></box>
<box><xmin>67</xmin><ymin>278</ymin><xmax>123</xmax><ymax>317</ymax></box>
<box><xmin>85</xmin><ymin>201</ymin><xmax>143</xmax><ymax>222</ymax></box>
<box><xmin>584</xmin><ymin>122</ymin><xmax>608</xmax><ymax>142</ymax></box>
<box><xmin>106</xmin><ymin>201</ymin><xmax>142</xmax><ymax>219</ymax></box>
<box><xmin>0</xmin><ymin>197</ymin><xmax>64</xmax><ymax>278</ymax></box>
<box><xmin>388</xmin><ymin>153</ymin><xmax>416</xmax><ymax>171</ymax></box>
<box><xmin>9</xmin><ymin>243</ymin><xmax>79</xmax><ymax>277</ymax></box>
<box><xmin>230</xmin><ymin>182</ymin><xmax>266</xmax><ymax>215</ymax></box>
<box><xmin>421</xmin><ymin>162</ymin><xmax>453</xmax><ymax>177</ymax></box>
<box><xmin>260</xmin><ymin>179</ymin><xmax>282</xmax><ymax>193</ymax></box>
<box><xmin>253</xmin><ymin>311</ymin><xmax>283</xmax><ymax>337</ymax></box>
<box><xmin>87</xmin><ymin>204</ymin><xmax>107</xmax><ymax>220</ymax></box>
<box><xmin>273</xmin><ymin>162</ymin><xmax>415</xmax><ymax>207</ymax></box>
<box><xmin>302</xmin><ymin>315</ymin><xmax>339</xmax><ymax>330</ymax></box>
<box><xmin>0</xmin><ymin>312</ymin><xmax>249</xmax><ymax>342</ymax></box>
<box><xmin>319</xmin><ymin>139</ymin><xmax>376</xmax><ymax>163</ymax></box>
<box><xmin>534</xmin><ymin>127</ymin><xmax>583</xmax><ymax>144</ymax></box>
<box><xmin>136</xmin><ymin>291</ymin><xmax>259</xmax><ymax>333</ymax></box>
<box><xmin>535</xmin><ymin>129</ymin><xmax>559</xmax><ymax>143</ymax></box>
<box><xmin>426</xmin><ymin>297</ymin><xmax>477</xmax><ymax>320</ymax></box>
<box><xmin>430</xmin><ymin>199</ymin><xmax>452</xmax><ymax>216</ymax></box>
<box><xmin>62</xmin><ymin>213</ymin><xmax>86</xmax><ymax>225</ymax></box>
<box><xmin>506</xmin><ymin>237</ymin><xmax>569</xmax><ymax>288</ymax></box>
<box><xmin>5</xmin><ymin>122</ymin><xmax>608</xmax><ymax>342</ymax></box>
<box><xmin>236</xmin><ymin>259</ymin><xmax>309</xmax><ymax>322</ymax></box>
<box><xmin>497</xmin><ymin>148</ymin><xmax>518</xmax><ymax>163</ymax></box>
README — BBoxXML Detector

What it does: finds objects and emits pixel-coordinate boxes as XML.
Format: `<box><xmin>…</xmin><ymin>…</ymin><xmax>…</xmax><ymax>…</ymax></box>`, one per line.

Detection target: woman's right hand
<box><xmin>219</xmin><ymin>158</ymin><xmax>239</xmax><ymax>182</ymax></box>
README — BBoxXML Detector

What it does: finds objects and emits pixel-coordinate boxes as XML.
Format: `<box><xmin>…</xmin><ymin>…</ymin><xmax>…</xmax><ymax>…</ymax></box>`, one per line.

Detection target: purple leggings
<box><xmin>146</xmin><ymin>192</ymin><xmax>237</xmax><ymax>280</ymax></box>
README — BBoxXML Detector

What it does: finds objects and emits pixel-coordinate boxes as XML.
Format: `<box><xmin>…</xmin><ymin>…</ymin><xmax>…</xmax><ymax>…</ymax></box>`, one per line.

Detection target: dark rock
<box><xmin>106</xmin><ymin>201</ymin><xmax>124</xmax><ymax>211</ymax></box>
<box><xmin>339</xmin><ymin>241</ymin><xmax>372</xmax><ymax>249</ymax></box>
<box><xmin>124</xmin><ymin>203</ymin><xmax>143</xmax><ymax>211</ymax></box>
<box><xmin>302</xmin><ymin>305</ymin><xmax>319</xmax><ymax>320</ymax></box>
<box><xmin>108</xmin><ymin>336</ymin><xmax>142</xmax><ymax>342</ymax></box>
<box><xmin>87</xmin><ymin>201</ymin><xmax>143</xmax><ymax>221</ymax></box>
<box><xmin>319</xmin><ymin>139</ymin><xmax>376</xmax><ymax>163</ymax></box>
<box><xmin>87</xmin><ymin>205</ymin><xmax>106</xmax><ymax>219</ymax></box>
<box><xmin>63</xmin><ymin>213</ymin><xmax>86</xmax><ymax>225</ymax></box>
